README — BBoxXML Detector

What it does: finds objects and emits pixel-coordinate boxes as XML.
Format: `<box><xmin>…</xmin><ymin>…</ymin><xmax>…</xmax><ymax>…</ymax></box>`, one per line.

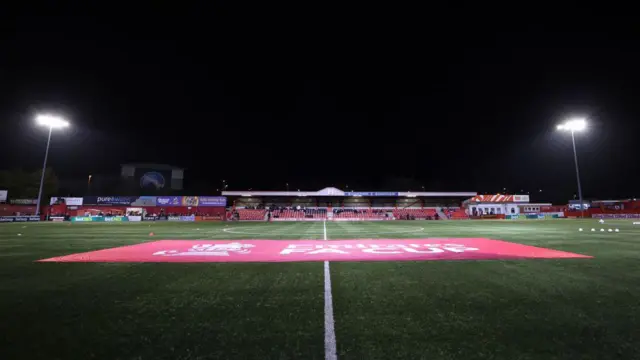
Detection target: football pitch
<box><xmin>1</xmin><ymin>220</ymin><xmax>640</xmax><ymax>359</ymax></box>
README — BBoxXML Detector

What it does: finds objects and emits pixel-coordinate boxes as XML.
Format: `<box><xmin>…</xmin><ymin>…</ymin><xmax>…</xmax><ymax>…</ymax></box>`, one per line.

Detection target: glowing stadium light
<box><xmin>556</xmin><ymin>117</ymin><xmax>589</xmax><ymax>218</ymax></box>
<box><xmin>556</xmin><ymin>118</ymin><xmax>586</xmax><ymax>132</ymax></box>
<box><xmin>34</xmin><ymin>113</ymin><xmax>70</xmax><ymax>217</ymax></box>
<box><xmin>36</xmin><ymin>114</ymin><xmax>69</xmax><ymax>128</ymax></box>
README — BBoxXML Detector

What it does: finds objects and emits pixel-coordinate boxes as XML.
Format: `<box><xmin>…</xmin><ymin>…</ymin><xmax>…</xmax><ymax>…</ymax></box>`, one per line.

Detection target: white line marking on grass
<box><xmin>323</xmin><ymin>220</ymin><xmax>338</xmax><ymax>360</ymax></box>
<box><xmin>220</xmin><ymin>225</ymin><xmax>424</xmax><ymax>237</ymax></box>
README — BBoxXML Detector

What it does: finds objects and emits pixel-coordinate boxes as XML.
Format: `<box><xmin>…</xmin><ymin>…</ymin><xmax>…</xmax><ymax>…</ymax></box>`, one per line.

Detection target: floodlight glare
<box><xmin>34</xmin><ymin>113</ymin><xmax>70</xmax><ymax>216</ymax></box>
<box><xmin>556</xmin><ymin>116</ymin><xmax>589</xmax><ymax>219</ymax></box>
<box><xmin>36</xmin><ymin>114</ymin><xmax>69</xmax><ymax>128</ymax></box>
<box><xmin>557</xmin><ymin>118</ymin><xmax>586</xmax><ymax>132</ymax></box>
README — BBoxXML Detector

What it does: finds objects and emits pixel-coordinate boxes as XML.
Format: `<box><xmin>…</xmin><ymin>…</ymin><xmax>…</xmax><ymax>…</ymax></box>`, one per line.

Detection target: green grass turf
<box><xmin>1</xmin><ymin>219</ymin><xmax>639</xmax><ymax>359</ymax></box>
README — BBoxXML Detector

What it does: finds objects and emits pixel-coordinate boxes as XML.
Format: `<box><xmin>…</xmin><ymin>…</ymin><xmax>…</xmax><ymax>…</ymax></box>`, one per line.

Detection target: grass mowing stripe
<box><xmin>324</xmin><ymin>220</ymin><xmax>338</xmax><ymax>360</ymax></box>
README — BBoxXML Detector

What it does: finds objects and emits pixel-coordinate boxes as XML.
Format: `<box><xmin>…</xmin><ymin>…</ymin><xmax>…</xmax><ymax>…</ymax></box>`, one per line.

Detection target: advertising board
<box><xmin>104</xmin><ymin>216</ymin><xmax>129</xmax><ymax>222</ymax></box>
<box><xmin>197</xmin><ymin>197</ymin><xmax>226</xmax><ymax>207</ymax></box>
<box><xmin>131</xmin><ymin>196</ymin><xmax>157</xmax><ymax>206</ymax></box>
<box><xmin>83</xmin><ymin>196</ymin><xmax>136</xmax><ymax>205</ymax></box>
<box><xmin>195</xmin><ymin>215</ymin><xmax>223</xmax><ymax>221</ymax></box>
<box><xmin>71</xmin><ymin>216</ymin><xmax>103</xmax><ymax>222</ymax></box>
<box><xmin>50</xmin><ymin>197</ymin><xmax>84</xmax><ymax>206</ymax></box>
<box><xmin>506</xmin><ymin>214</ymin><xmax>545</xmax><ymax>220</ymax></box>
<box><xmin>168</xmin><ymin>215</ymin><xmax>196</xmax><ymax>222</ymax></box>
<box><xmin>181</xmin><ymin>196</ymin><xmax>199</xmax><ymax>206</ymax></box>
<box><xmin>97</xmin><ymin>197</ymin><xmax>137</xmax><ymax>205</ymax></box>
<box><xmin>156</xmin><ymin>196</ymin><xmax>181</xmax><ymax>206</ymax></box>
<box><xmin>71</xmin><ymin>216</ymin><xmax>131</xmax><ymax>222</ymax></box>
<box><xmin>592</xmin><ymin>214</ymin><xmax>640</xmax><ymax>219</ymax></box>
<box><xmin>0</xmin><ymin>216</ymin><xmax>40</xmax><ymax>222</ymax></box>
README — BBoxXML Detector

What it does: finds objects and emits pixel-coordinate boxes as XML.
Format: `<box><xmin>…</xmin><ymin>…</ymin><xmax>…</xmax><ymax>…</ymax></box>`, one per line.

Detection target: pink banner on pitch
<box><xmin>38</xmin><ymin>239</ymin><xmax>591</xmax><ymax>263</ymax></box>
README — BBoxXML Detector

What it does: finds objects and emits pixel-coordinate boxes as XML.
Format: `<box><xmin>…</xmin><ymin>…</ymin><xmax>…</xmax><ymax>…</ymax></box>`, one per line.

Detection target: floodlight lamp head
<box><xmin>36</xmin><ymin>114</ymin><xmax>69</xmax><ymax>128</ymax></box>
<box><xmin>557</xmin><ymin>118</ymin><xmax>586</xmax><ymax>132</ymax></box>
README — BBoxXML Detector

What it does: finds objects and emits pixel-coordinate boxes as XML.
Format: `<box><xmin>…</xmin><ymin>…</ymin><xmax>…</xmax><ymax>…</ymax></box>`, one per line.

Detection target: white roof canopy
<box><xmin>222</xmin><ymin>187</ymin><xmax>476</xmax><ymax>197</ymax></box>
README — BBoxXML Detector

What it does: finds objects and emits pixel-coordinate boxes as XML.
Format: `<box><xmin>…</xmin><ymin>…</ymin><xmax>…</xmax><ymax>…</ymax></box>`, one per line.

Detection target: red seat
<box><xmin>393</xmin><ymin>208</ymin><xmax>437</xmax><ymax>219</ymax></box>
<box><xmin>237</xmin><ymin>209</ymin><xmax>266</xmax><ymax>220</ymax></box>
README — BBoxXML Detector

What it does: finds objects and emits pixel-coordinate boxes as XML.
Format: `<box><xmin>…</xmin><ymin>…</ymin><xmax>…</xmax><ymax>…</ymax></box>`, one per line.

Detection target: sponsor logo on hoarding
<box><xmin>71</xmin><ymin>216</ymin><xmax>101</xmax><ymax>222</ymax></box>
<box><xmin>96</xmin><ymin>196</ymin><xmax>136</xmax><ymax>205</ymax></box>
<box><xmin>506</xmin><ymin>214</ymin><xmax>545</xmax><ymax>220</ymax></box>
<box><xmin>128</xmin><ymin>216</ymin><xmax>142</xmax><ymax>222</ymax></box>
<box><xmin>181</xmin><ymin>196</ymin><xmax>199</xmax><ymax>206</ymax></box>
<box><xmin>156</xmin><ymin>196</ymin><xmax>181</xmax><ymax>206</ymax></box>
<box><xmin>131</xmin><ymin>196</ymin><xmax>157</xmax><ymax>206</ymax></box>
<box><xmin>196</xmin><ymin>215</ymin><xmax>223</xmax><ymax>221</ymax></box>
<box><xmin>50</xmin><ymin>217</ymin><xmax>65</xmax><ymax>222</ymax></box>
<box><xmin>143</xmin><ymin>215</ymin><xmax>168</xmax><ymax>221</ymax></box>
<box><xmin>65</xmin><ymin>197</ymin><xmax>84</xmax><ymax>205</ymax></box>
<box><xmin>50</xmin><ymin>197</ymin><xmax>84</xmax><ymax>206</ymax></box>
<box><xmin>168</xmin><ymin>215</ymin><xmax>196</xmax><ymax>222</ymax></box>
<box><xmin>593</xmin><ymin>214</ymin><xmax>640</xmax><ymax>219</ymax></box>
<box><xmin>71</xmin><ymin>216</ymin><xmax>129</xmax><ymax>222</ymax></box>
<box><xmin>104</xmin><ymin>216</ymin><xmax>129</xmax><ymax>222</ymax></box>
<box><xmin>0</xmin><ymin>216</ymin><xmax>41</xmax><ymax>222</ymax></box>
<box><xmin>198</xmin><ymin>196</ymin><xmax>227</xmax><ymax>207</ymax></box>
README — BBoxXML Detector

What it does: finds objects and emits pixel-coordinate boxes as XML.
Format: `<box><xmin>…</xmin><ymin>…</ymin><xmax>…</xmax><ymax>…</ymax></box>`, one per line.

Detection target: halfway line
<box><xmin>323</xmin><ymin>220</ymin><xmax>337</xmax><ymax>360</ymax></box>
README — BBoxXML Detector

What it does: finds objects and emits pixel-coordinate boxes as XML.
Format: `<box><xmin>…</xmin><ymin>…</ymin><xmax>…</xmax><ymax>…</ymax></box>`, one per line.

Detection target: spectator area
<box><xmin>271</xmin><ymin>209</ymin><xmax>327</xmax><ymax>219</ymax></box>
<box><xmin>333</xmin><ymin>209</ymin><xmax>388</xmax><ymax>219</ymax></box>
<box><xmin>393</xmin><ymin>208</ymin><xmax>437</xmax><ymax>220</ymax></box>
<box><xmin>235</xmin><ymin>209</ymin><xmax>266</xmax><ymax>220</ymax></box>
<box><xmin>446</xmin><ymin>208</ymin><xmax>469</xmax><ymax>219</ymax></box>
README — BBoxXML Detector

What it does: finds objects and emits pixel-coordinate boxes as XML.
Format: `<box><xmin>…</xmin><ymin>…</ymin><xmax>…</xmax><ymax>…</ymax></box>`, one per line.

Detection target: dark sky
<box><xmin>1</xmin><ymin>6</ymin><xmax>639</xmax><ymax>203</ymax></box>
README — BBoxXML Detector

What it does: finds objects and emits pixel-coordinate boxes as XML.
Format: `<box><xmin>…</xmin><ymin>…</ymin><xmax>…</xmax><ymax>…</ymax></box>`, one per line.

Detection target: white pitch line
<box><xmin>323</xmin><ymin>220</ymin><xmax>338</xmax><ymax>360</ymax></box>
<box><xmin>221</xmin><ymin>226</ymin><xmax>425</xmax><ymax>236</ymax></box>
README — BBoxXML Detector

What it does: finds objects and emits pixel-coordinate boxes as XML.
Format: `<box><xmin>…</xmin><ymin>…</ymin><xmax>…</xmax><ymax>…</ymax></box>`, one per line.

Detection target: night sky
<box><xmin>1</xmin><ymin>7</ymin><xmax>639</xmax><ymax>203</ymax></box>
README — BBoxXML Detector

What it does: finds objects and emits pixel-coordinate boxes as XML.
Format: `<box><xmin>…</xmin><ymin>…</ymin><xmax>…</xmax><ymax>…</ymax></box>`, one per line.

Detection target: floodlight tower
<box><xmin>35</xmin><ymin>114</ymin><xmax>69</xmax><ymax>216</ymax></box>
<box><xmin>557</xmin><ymin>118</ymin><xmax>587</xmax><ymax>218</ymax></box>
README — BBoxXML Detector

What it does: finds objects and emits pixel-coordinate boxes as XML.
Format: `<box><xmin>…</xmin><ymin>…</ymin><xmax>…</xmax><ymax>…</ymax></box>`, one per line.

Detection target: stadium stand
<box><xmin>446</xmin><ymin>208</ymin><xmax>470</xmax><ymax>219</ymax></box>
<box><xmin>333</xmin><ymin>208</ymin><xmax>387</xmax><ymax>219</ymax></box>
<box><xmin>223</xmin><ymin>188</ymin><xmax>483</xmax><ymax>221</ymax></box>
<box><xmin>271</xmin><ymin>208</ymin><xmax>327</xmax><ymax>219</ymax></box>
<box><xmin>237</xmin><ymin>209</ymin><xmax>266</xmax><ymax>220</ymax></box>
